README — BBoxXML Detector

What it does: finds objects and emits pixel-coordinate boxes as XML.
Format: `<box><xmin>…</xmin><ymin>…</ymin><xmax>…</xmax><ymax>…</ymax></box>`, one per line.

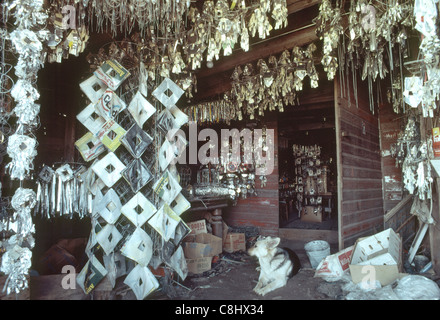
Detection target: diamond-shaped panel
<box><xmin>91</xmin><ymin>152</ymin><xmax>126</xmax><ymax>188</ymax></box>
<box><xmin>127</xmin><ymin>91</ymin><xmax>156</xmax><ymax>128</ymax></box>
<box><xmin>121</xmin><ymin>192</ymin><xmax>157</xmax><ymax>227</ymax></box>
<box><xmin>121</xmin><ymin>158</ymin><xmax>153</xmax><ymax>193</ymax></box>
<box><xmin>152</xmin><ymin>78</ymin><xmax>184</xmax><ymax>108</ymax></box>
<box><xmin>120</xmin><ymin>124</ymin><xmax>152</xmax><ymax>159</ymax></box>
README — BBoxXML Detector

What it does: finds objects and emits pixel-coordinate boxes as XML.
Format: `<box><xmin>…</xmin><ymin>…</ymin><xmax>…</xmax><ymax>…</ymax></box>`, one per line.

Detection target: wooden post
<box><xmin>429</xmin><ymin>177</ymin><xmax>440</xmax><ymax>274</ymax></box>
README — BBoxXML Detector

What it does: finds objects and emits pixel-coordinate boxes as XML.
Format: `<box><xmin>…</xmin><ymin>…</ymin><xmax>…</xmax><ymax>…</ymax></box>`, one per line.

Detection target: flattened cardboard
<box><xmin>79</xmin><ymin>75</ymin><xmax>107</xmax><ymax>104</ymax></box>
<box><xmin>76</xmin><ymin>103</ymin><xmax>106</xmax><ymax>135</ymax></box>
<box><xmin>75</xmin><ymin>132</ymin><xmax>106</xmax><ymax>162</ymax></box>
<box><xmin>95</xmin><ymin>119</ymin><xmax>126</xmax><ymax>152</ymax></box>
<box><xmin>152</xmin><ymin>169</ymin><xmax>182</xmax><ymax>205</ymax></box>
<box><xmin>148</xmin><ymin>203</ymin><xmax>181</xmax><ymax>242</ymax></box>
<box><xmin>94</xmin><ymin>89</ymin><xmax>127</xmax><ymax>120</ymax></box>
<box><xmin>152</xmin><ymin>77</ymin><xmax>184</xmax><ymax>108</ymax></box>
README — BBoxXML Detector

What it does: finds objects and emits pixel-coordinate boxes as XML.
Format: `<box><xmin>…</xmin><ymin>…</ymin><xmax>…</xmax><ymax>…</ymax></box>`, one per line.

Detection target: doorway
<box><xmin>277</xmin><ymin>101</ymin><xmax>339</xmax><ymax>244</ymax></box>
<box><xmin>279</xmin><ymin>127</ymin><xmax>338</xmax><ymax>230</ymax></box>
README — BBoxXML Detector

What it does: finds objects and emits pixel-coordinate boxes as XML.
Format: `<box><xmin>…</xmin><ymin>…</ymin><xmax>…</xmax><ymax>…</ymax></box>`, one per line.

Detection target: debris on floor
<box><xmin>165</xmin><ymin>225</ymin><xmax>440</xmax><ymax>300</ymax></box>
<box><xmin>341</xmin><ymin>274</ymin><xmax>440</xmax><ymax>300</ymax></box>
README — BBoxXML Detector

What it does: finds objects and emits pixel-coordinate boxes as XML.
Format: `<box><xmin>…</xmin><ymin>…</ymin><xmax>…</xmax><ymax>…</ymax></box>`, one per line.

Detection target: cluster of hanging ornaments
<box><xmin>231</xmin><ymin>44</ymin><xmax>319</xmax><ymax>120</ymax></box>
<box><xmin>51</xmin><ymin>0</ymin><xmax>288</xmax><ymax>73</ymax></box>
<box><xmin>85</xmin><ymin>36</ymin><xmax>198</xmax><ymax>100</ymax></box>
<box><xmin>70</xmin><ymin>54</ymin><xmax>192</xmax><ymax>299</ymax></box>
<box><xmin>187</xmin><ymin>43</ymin><xmax>319</xmax><ymax>123</ymax></box>
<box><xmin>0</xmin><ymin>0</ymin><xmax>48</xmax><ymax>295</ymax></box>
<box><xmin>391</xmin><ymin>0</ymin><xmax>440</xmax><ymax>225</ymax></box>
<box><xmin>403</xmin><ymin>0</ymin><xmax>440</xmax><ymax>118</ymax></box>
<box><xmin>186</xmin><ymin>0</ymin><xmax>288</xmax><ymax>69</ymax></box>
<box><xmin>315</xmin><ymin>0</ymin><xmax>414</xmax><ymax>114</ymax></box>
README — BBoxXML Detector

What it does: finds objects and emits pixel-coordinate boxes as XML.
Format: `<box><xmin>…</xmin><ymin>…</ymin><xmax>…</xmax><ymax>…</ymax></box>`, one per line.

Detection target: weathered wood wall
<box><xmin>335</xmin><ymin>77</ymin><xmax>384</xmax><ymax>248</ymax></box>
<box><xmin>222</xmin><ymin>120</ymin><xmax>280</xmax><ymax>236</ymax></box>
<box><xmin>378</xmin><ymin>103</ymin><xmax>404</xmax><ymax>212</ymax></box>
<box><xmin>222</xmin><ymin>75</ymin><xmax>335</xmax><ymax>237</ymax></box>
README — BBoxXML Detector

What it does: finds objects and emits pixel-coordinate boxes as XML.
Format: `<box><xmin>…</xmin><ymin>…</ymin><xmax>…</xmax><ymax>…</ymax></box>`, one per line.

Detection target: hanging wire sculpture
<box><xmin>314</xmin><ymin>0</ymin><xmax>415</xmax><ymax>114</ymax></box>
<box><xmin>1</xmin><ymin>0</ymin><xmax>48</xmax><ymax>295</ymax></box>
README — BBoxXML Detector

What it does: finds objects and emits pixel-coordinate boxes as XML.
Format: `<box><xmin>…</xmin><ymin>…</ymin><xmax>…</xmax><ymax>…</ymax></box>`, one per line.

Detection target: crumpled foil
<box><xmin>194</xmin><ymin>185</ymin><xmax>232</xmax><ymax>197</ymax></box>
<box><xmin>11</xmin><ymin>187</ymin><xmax>37</xmax><ymax>238</ymax></box>
<box><xmin>10</xmin><ymin>79</ymin><xmax>41</xmax><ymax>126</ymax></box>
<box><xmin>6</xmin><ymin>133</ymin><xmax>37</xmax><ymax>180</ymax></box>
<box><xmin>1</xmin><ymin>0</ymin><xmax>47</xmax><ymax>298</ymax></box>
<box><xmin>4</xmin><ymin>0</ymin><xmax>48</xmax><ymax>29</ymax></box>
<box><xmin>0</xmin><ymin>245</ymin><xmax>32</xmax><ymax>295</ymax></box>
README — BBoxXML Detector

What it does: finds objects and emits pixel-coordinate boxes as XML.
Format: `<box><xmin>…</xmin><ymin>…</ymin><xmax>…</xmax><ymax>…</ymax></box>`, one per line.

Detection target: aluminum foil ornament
<box><xmin>394</xmin><ymin>117</ymin><xmax>433</xmax><ymax>201</ymax></box>
<box><xmin>0</xmin><ymin>187</ymin><xmax>37</xmax><ymax>295</ymax></box>
<box><xmin>410</xmin><ymin>0</ymin><xmax>440</xmax><ymax>118</ymax></box>
<box><xmin>315</xmin><ymin>0</ymin><xmax>414</xmax><ymax>113</ymax></box>
<box><xmin>35</xmin><ymin>164</ymin><xmax>91</xmax><ymax>219</ymax></box>
<box><xmin>2</xmin><ymin>1</ymin><xmax>47</xmax><ymax>298</ymax></box>
<box><xmin>5</xmin><ymin>133</ymin><xmax>37</xmax><ymax>180</ymax></box>
<box><xmin>11</xmin><ymin>187</ymin><xmax>36</xmax><ymax>240</ymax></box>
<box><xmin>75</xmin><ymin>69</ymin><xmax>190</xmax><ymax>299</ymax></box>
<box><xmin>0</xmin><ymin>245</ymin><xmax>32</xmax><ymax>295</ymax></box>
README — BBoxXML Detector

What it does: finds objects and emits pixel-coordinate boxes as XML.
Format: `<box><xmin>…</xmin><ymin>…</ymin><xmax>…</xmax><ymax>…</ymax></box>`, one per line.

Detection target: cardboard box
<box><xmin>223</xmin><ymin>233</ymin><xmax>246</xmax><ymax>253</ymax></box>
<box><xmin>349</xmin><ymin>228</ymin><xmax>402</xmax><ymax>286</ymax></box>
<box><xmin>187</xmin><ymin>219</ymin><xmax>208</xmax><ymax>235</ymax></box>
<box><xmin>300</xmin><ymin>206</ymin><xmax>322</xmax><ymax>223</ymax></box>
<box><xmin>183</xmin><ymin>233</ymin><xmax>222</xmax><ymax>259</ymax></box>
<box><xmin>186</xmin><ymin>257</ymin><xmax>212</xmax><ymax>274</ymax></box>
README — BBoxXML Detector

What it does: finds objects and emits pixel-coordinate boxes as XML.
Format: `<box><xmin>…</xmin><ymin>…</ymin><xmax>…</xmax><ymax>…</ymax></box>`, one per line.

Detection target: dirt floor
<box><xmin>28</xmin><ymin>234</ymin><xmax>439</xmax><ymax>302</ymax></box>
<box><xmin>147</xmin><ymin>238</ymin><xmax>344</xmax><ymax>301</ymax></box>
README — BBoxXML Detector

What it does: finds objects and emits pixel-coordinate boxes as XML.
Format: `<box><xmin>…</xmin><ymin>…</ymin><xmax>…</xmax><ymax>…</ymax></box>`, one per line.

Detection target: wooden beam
<box><xmin>429</xmin><ymin>178</ymin><xmax>440</xmax><ymax>275</ymax></box>
<box><xmin>287</xmin><ymin>0</ymin><xmax>321</xmax><ymax>14</ymax></box>
<box><xmin>384</xmin><ymin>194</ymin><xmax>412</xmax><ymax>223</ymax></box>
<box><xmin>279</xmin><ymin>228</ymin><xmax>339</xmax><ymax>245</ymax></box>
<box><xmin>287</xmin><ymin>121</ymin><xmax>335</xmax><ymax>132</ymax></box>
<box><xmin>198</xmin><ymin>24</ymin><xmax>317</xmax><ymax>79</ymax></box>
<box><xmin>195</xmin><ymin>25</ymin><xmax>318</xmax><ymax>100</ymax></box>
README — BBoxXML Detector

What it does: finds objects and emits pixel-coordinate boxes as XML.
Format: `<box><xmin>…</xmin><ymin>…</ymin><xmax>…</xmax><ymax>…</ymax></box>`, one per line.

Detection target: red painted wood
<box><xmin>336</xmin><ymin>75</ymin><xmax>385</xmax><ymax>247</ymax></box>
<box><xmin>223</xmin><ymin>120</ymin><xmax>280</xmax><ymax>236</ymax></box>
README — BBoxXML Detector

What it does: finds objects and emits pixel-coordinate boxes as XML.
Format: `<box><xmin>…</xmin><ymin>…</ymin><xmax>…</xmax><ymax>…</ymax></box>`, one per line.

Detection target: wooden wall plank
<box><xmin>429</xmin><ymin>178</ymin><xmax>440</xmax><ymax>275</ymax></box>
<box><xmin>279</xmin><ymin>228</ymin><xmax>339</xmax><ymax>245</ymax></box>
<box><xmin>378</xmin><ymin>103</ymin><xmax>404</xmax><ymax>212</ymax></box>
<box><xmin>343</xmin><ymin>166</ymin><xmax>383</xmax><ymax>179</ymax></box>
<box><xmin>222</xmin><ymin>120</ymin><xmax>279</xmax><ymax>236</ymax></box>
<box><xmin>335</xmin><ymin>74</ymin><xmax>384</xmax><ymax>248</ymax></box>
<box><xmin>342</xmin><ymin>198</ymin><xmax>384</xmax><ymax>213</ymax></box>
